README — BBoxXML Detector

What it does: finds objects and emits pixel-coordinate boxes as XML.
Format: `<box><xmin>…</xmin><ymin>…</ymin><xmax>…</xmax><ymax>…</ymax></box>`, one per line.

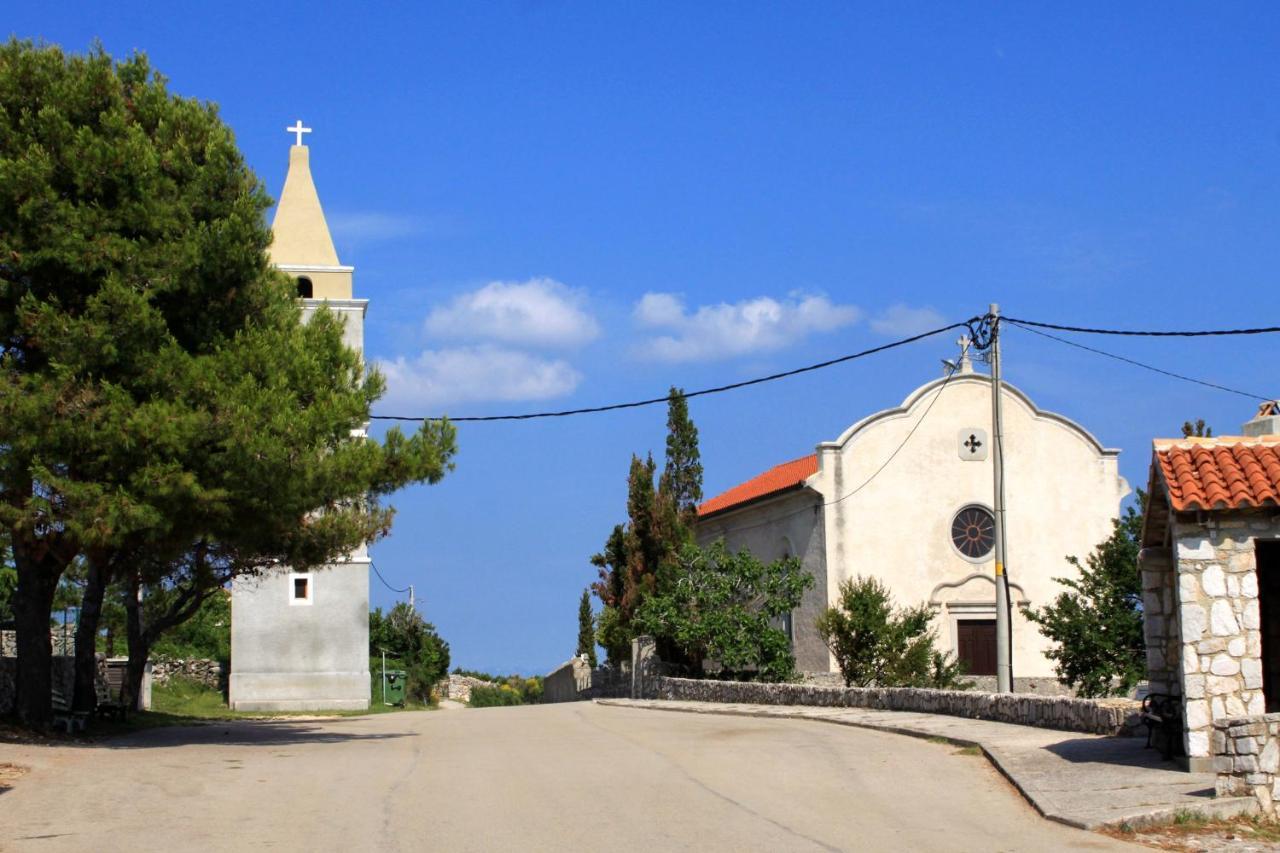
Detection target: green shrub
<box><xmin>468</xmin><ymin>684</ymin><xmax>524</xmax><ymax>707</ymax></box>
<box><xmin>817</xmin><ymin>576</ymin><xmax>966</xmax><ymax>689</ymax></box>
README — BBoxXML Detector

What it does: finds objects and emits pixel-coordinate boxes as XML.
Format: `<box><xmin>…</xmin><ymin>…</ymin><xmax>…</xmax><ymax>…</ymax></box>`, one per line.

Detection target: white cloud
<box><xmin>632</xmin><ymin>293</ymin><xmax>861</xmax><ymax>362</ymax></box>
<box><xmin>327</xmin><ymin>212</ymin><xmax>422</xmax><ymax>243</ymax></box>
<box><xmin>425</xmin><ymin>278</ymin><xmax>600</xmax><ymax>348</ymax></box>
<box><xmin>375</xmin><ymin>345</ymin><xmax>582</xmax><ymax>409</ymax></box>
<box><xmin>869</xmin><ymin>304</ymin><xmax>947</xmax><ymax>337</ymax></box>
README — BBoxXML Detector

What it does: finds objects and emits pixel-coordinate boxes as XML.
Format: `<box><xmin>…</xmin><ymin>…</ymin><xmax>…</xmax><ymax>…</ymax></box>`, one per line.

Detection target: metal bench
<box><xmin>1140</xmin><ymin>693</ymin><xmax>1184</xmax><ymax>761</ymax></box>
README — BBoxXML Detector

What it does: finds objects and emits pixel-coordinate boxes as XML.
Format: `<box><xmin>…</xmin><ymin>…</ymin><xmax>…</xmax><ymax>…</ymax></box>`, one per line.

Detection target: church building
<box><xmin>228</xmin><ymin>124</ymin><xmax>372</xmax><ymax>711</ymax></box>
<box><xmin>696</xmin><ymin>347</ymin><xmax>1130</xmax><ymax>685</ymax></box>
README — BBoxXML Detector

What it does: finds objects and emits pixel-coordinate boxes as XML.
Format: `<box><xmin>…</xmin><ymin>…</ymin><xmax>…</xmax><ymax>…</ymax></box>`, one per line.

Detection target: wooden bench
<box><xmin>1140</xmin><ymin>693</ymin><xmax>1184</xmax><ymax>761</ymax></box>
<box><xmin>50</xmin><ymin>686</ymin><xmax>89</xmax><ymax>734</ymax></box>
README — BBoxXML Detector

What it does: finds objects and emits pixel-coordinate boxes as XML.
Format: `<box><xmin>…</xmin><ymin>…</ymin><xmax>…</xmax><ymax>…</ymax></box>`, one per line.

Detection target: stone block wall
<box><xmin>1140</xmin><ymin>546</ymin><xmax>1182</xmax><ymax>699</ymax></box>
<box><xmin>648</xmin><ymin>676</ymin><xmax>1140</xmax><ymax>736</ymax></box>
<box><xmin>1214</xmin><ymin>713</ymin><xmax>1280</xmax><ymax>814</ymax></box>
<box><xmin>1170</xmin><ymin>519</ymin><xmax>1274</xmax><ymax>765</ymax></box>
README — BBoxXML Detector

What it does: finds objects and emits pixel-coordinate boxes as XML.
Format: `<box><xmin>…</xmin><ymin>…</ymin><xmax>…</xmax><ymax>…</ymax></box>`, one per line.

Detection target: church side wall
<box><xmin>697</xmin><ymin>490</ymin><xmax>828</xmax><ymax>672</ymax></box>
<box><xmin>814</xmin><ymin>376</ymin><xmax>1127</xmax><ymax>679</ymax></box>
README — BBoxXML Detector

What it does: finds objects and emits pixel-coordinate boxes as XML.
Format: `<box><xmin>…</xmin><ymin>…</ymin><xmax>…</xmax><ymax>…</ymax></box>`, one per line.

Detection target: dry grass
<box><xmin>1104</xmin><ymin>813</ymin><xmax>1280</xmax><ymax>851</ymax></box>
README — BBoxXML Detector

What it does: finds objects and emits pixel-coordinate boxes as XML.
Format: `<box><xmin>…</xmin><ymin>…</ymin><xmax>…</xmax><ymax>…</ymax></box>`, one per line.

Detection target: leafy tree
<box><xmin>1022</xmin><ymin>500</ymin><xmax>1146</xmax><ymax>698</ymax></box>
<box><xmin>817</xmin><ymin>576</ymin><xmax>965</xmax><ymax>689</ymax></box>
<box><xmin>370</xmin><ymin>603</ymin><xmax>451</xmax><ymax>702</ymax></box>
<box><xmin>1181</xmin><ymin>419</ymin><xmax>1213</xmax><ymax>438</ymax></box>
<box><xmin>634</xmin><ymin>541</ymin><xmax>813</xmax><ymax>681</ymax></box>
<box><xmin>151</xmin><ymin>587</ymin><xmax>230</xmax><ymax>663</ymax></box>
<box><xmin>0</xmin><ymin>41</ymin><xmax>456</xmax><ymax>725</ymax></box>
<box><xmin>575</xmin><ymin>587</ymin><xmax>597</xmax><ymax>667</ymax></box>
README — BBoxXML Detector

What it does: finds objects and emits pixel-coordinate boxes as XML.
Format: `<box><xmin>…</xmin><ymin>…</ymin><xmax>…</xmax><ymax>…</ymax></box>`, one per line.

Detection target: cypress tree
<box><xmin>575</xmin><ymin>587</ymin><xmax>597</xmax><ymax>668</ymax></box>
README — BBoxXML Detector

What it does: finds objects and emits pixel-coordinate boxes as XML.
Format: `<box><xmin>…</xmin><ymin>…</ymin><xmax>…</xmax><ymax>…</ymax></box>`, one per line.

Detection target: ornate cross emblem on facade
<box><xmin>287</xmin><ymin>120</ymin><xmax>312</xmax><ymax>146</ymax></box>
<box><xmin>964</xmin><ymin>433</ymin><xmax>984</xmax><ymax>455</ymax></box>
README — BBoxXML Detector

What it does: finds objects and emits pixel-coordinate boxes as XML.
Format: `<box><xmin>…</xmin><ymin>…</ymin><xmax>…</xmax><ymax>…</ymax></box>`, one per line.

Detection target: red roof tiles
<box><xmin>698</xmin><ymin>454</ymin><xmax>819</xmax><ymax>518</ymax></box>
<box><xmin>1153</xmin><ymin>437</ymin><xmax>1280</xmax><ymax>512</ymax></box>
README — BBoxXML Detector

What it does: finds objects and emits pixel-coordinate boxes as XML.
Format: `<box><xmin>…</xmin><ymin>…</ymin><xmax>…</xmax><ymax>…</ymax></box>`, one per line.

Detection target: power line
<box><xmin>370</xmin><ymin>561</ymin><xmax>411</xmax><ymax>595</ymax></box>
<box><xmin>698</xmin><ymin>357</ymin><xmax>964</xmax><ymax>537</ymax></box>
<box><xmin>1005</xmin><ymin>320</ymin><xmax>1273</xmax><ymax>402</ymax></box>
<box><xmin>369</xmin><ymin>319</ymin><xmax>978</xmax><ymax>422</ymax></box>
<box><xmin>1002</xmin><ymin>317</ymin><xmax>1280</xmax><ymax>338</ymax></box>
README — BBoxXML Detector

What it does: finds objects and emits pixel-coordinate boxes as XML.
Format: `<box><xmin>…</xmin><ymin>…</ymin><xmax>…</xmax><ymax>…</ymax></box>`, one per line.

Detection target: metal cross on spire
<box><xmin>287</xmin><ymin>120</ymin><xmax>312</xmax><ymax>146</ymax></box>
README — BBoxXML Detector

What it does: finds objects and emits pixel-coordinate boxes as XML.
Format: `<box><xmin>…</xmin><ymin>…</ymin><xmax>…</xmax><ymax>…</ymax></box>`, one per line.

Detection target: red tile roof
<box><xmin>698</xmin><ymin>454</ymin><xmax>819</xmax><ymax>518</ymax></box>
<box><xmin>1153</xmin><ymin>437</ymin><xmax>1280</xmax><ymax>512</ymax></box>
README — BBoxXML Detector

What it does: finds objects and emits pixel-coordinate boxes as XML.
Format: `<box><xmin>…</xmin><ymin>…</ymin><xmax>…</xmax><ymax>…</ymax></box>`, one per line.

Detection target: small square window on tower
<box><xmin>289</xmin><ymin>572</ymin><xmax>313</xmax><ymax>606</ymax></box>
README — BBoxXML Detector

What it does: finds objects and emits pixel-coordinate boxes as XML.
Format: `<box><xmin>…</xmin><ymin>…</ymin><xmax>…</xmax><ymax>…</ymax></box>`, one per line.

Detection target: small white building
<box><xmin>228</xmin><ymin>127</ymin><xmax>371</xmax><ymax>711</ymax></box>
<box><xmin>696</xmin><ymin>350</ymin><xmax>1129</xmax><ymax>684</ymax></box>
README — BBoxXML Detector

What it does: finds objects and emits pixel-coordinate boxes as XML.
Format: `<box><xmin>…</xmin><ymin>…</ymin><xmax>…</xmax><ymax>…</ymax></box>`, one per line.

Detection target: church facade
<box><xmin>696</xmin><ymin>354</ymin><xmax>1130</xmax><ymax>683</ymax></box>
<box><xmin>228</xmin><ymin>127</ymin><xmax>372</xmax><ymax>711</ymax></box>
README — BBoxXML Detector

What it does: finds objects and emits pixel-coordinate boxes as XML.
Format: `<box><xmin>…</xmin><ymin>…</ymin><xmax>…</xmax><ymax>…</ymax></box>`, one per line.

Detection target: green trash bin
<box><xmin>383</xmin><ymin>670</ymin><xmax>407</xmax><ymax>706</ymax></box>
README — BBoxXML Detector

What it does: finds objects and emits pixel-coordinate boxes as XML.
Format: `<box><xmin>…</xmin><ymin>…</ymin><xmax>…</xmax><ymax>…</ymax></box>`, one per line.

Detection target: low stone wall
<box><xmin>543</xmin><ymin>657</ymin><xmax>592</xmax><ymax>703</ymax></box>
<box><xmin>0</xmin><ymin>656</ymin><xmax>76</xmax><ymax>716</ymax></box>
<box><xmin>798</xmin><ymin>671</ymin><xmax>1084</xmax><ymax>697</ymax></box>
<box><xmin>649</xmin><ymin>676</ymin><xmax>1141</xmax><ymax>736</ymax></box>
<box><xmin>543</xmin><ymin>657</ymin><xmax>630</xmax><ymax>703</ymax></box>
<box><xmin>434</xmin><ymin>674</ymin><xmax>494</xmax><ymax>703</ymax></box>
<box><xmin>1214</xmin><ymin>713</ymin><xmax>1280</xmax><ymax>813</ymax></box>
<box><xmin>150</xmin><ymin>657</ymin><xmax>225</xmax><ymax>690</ymax></box>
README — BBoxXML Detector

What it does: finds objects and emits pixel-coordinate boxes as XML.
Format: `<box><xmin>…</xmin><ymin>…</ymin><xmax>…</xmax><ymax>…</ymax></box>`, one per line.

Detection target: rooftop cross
<box><xmin>287</xmin><ymin>120</ymin><xmax>312</xmax><ymax>147</ymax></box>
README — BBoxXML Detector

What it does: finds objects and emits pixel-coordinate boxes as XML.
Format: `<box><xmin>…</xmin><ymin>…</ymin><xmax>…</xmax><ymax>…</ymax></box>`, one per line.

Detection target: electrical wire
<box><xmin>369</xmin><ymin>319</ymin><xmax>977</xmax><ymax>422</ymax></box>
<box><xmin>1004</xmin><ymin>320</ymin><xmax>1273</xmax><ymax>402</ymax></box>
<box><xmin>370</xmin><ymin>561</ymin><xmax>411</xmax><ymax>595</ymax></box>
<box><xmin>1002</xmin><ymin>317</ymin><xmax>1280</xmax><ymax>338</ymax></box>
<box><xmin>697</xmin><ymin>357</ymin><xmax>965</xmax><ymax>537</ymax></box>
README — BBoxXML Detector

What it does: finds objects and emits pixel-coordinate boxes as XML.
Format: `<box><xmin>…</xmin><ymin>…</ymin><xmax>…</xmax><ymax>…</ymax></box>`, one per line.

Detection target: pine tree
<box><xmin>1181</xmin><ymin>419</ymin><xmax>1213</xmax><ymax>438</ymax></box>
<box><xmin>576</xmin><ymin>588</ymin><xmax>597</xmax><ymax>667</ymax></box>
<box><xmin>0</xmin><ymin>41</ymin><xmax>457</xmax><ymax>725</ymax></box>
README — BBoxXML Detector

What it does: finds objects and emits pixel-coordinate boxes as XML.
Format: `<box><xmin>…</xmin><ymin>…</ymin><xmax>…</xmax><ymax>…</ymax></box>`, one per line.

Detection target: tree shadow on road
<box><xmin>79</xmin><ymin>716</ymin><xmax>416</xmax><ymax>750</ymax></box>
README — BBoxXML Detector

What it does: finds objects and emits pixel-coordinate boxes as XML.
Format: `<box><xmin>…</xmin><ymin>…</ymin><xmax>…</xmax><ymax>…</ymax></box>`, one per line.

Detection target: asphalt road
<box><xmin>0</xmin><ymin>702</ymin><xmax>1135</xmax><ymax>852</ymax></box>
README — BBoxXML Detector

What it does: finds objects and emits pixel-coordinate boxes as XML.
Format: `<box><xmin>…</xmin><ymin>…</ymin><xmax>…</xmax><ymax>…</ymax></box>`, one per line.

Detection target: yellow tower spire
<box><xmin>268</xmin><ymin>121</ymin><xmax>352</xmax><ymax>299</ymax></box>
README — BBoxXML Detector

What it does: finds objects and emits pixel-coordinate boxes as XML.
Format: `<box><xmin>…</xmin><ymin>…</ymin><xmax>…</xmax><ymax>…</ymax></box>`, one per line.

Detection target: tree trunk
<box><xmin>122</xmin><ymin>575</ymin><xmax>148</xmax><ymax>712</ymax></box>
<box><xmin>12</xmin><ymin>540</ymin><xmax>64</xmax><ymax>728</ymax></box>
<box><xmin>72</xmin><ymin>557</ymin><xmax>110</xmax><ymax>713</ymax></box>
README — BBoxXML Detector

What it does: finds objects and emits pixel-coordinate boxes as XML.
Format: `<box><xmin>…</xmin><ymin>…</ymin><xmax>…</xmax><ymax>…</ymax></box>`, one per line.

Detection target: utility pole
<box><xmin>408</xmin><ymin>585</ymin><xmax>414</xmax><ymax>610</ymax></box>
<box><xmin>989</xmin><ymin>303</ymin><xmax>1013</xmax><ymax>693</ymax></box>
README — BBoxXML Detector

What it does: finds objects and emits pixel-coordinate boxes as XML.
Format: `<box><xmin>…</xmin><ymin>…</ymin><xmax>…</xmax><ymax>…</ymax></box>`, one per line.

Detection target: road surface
<box><xmin>0</xmin><ymin>702</ymin><xmax>1134</xmax><ymax>852</ymax></box>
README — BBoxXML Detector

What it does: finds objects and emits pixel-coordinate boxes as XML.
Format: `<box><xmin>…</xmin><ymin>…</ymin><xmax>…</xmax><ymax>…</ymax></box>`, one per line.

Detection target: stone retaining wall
<box><xmin>1</xmin><ymin>628</ymin><xmax>77</xmax><ymax>657</ymax></box>
<box><xmin>1214</xmin><ymin>713</ymin><xmax>1280</xmax><ymax>813</ymax></box>
<box><xmin>649</xmin><ymin>676</ymin><xmax>1140</xmax><ymax>736</ymax></box>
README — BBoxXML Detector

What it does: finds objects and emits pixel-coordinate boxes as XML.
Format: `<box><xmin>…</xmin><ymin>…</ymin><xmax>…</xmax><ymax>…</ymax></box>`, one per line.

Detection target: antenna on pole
<box><xmin>989</xmin><ymin>303</ymin><xmax>1014</xmax><ymax>693</ymax></box>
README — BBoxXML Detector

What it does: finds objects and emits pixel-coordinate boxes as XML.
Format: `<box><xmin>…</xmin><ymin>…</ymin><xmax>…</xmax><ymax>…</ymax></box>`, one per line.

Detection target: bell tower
<box><xmin>228</xmin><ymin>122</ymin><xmax>372</xmax><ymax>712</ymax></box>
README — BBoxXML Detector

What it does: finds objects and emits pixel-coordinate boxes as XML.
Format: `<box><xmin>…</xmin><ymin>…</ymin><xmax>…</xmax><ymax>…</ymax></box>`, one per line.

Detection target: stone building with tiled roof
<box><xmin>696</xmin><ymin>351</ymin><xmax>1129</xmax><ymax>680</ymax></box>
<box><xmin>1140</xmin><ymin>402</ymin><xmax>1280</xmax><ymax>772</ymax></box>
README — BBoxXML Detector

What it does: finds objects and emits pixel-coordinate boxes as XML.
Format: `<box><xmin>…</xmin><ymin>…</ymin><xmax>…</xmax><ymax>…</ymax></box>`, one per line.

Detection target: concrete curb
<box><xmin>597</xmin><ymin>698</ymin><xmax>1258</xmax><ymax>831</ymax></box>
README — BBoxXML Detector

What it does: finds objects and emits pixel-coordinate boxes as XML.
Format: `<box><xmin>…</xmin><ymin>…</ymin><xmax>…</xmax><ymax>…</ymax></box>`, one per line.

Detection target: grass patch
<box><xmin>1172</xmin><ymin>809</ymin><xmax>1208</xmax><ymax>826</ymax></box>
<box><xmin>1103</xmin><ymin>813</ymin><xmax>1280</xmax><ymax>847</ymax></box>
<box><xmin>954</xmin><ymin>745</ymin><xmax>982</xmax><ymax>756</ymax></box>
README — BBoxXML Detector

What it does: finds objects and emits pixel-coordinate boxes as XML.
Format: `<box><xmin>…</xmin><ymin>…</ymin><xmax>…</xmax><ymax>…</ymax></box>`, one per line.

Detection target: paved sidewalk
<box><xmin>599</xmin><ymin>698</ymin><xmax>1257</xmax><ymax>830</ymax></box>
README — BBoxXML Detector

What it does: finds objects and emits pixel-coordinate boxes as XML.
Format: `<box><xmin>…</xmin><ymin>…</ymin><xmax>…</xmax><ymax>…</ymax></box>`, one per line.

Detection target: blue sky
<box><xmin>11</xmin><ymin>4</ymin><xmax>1280</xmax><ymax>675</ymax></box>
